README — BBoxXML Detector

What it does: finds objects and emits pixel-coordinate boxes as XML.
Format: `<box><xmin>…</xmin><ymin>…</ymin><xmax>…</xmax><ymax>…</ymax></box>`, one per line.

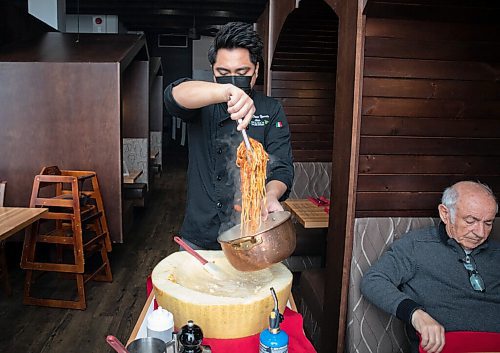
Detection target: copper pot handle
<box><xmin>230</xmin><ymin>235</ymin><xmax>263</xmax><ymax>251</ymax></box>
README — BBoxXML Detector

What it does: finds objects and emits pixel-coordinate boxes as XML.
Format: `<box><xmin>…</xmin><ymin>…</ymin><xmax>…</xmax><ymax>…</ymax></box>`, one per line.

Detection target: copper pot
<box><xmin>217</xmin><ymin>211</ymin><xmax>296</xmax><ymax>271</ymax></box>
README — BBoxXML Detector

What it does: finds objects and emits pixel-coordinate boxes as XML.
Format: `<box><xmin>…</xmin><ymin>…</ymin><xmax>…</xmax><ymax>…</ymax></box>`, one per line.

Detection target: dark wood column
<box><xmin>321</xmin><ymin>0</ymin><xmax>364</xmax><ymax>352</ymax></box>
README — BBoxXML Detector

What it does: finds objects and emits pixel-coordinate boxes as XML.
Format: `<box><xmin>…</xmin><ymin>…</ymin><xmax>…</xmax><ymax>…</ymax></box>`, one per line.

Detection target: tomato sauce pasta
<box><xmin>236</xmin><ymin>137</ymin><xmax>269</xmax><ymax>236</ymax></box>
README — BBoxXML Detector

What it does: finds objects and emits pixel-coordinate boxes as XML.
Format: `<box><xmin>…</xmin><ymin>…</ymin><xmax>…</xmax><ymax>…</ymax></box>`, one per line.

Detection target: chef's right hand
<box><xmin>411</xmin><ymin>309</ymin><xmax>445</xmax><ymax>353</ymax></box>
<box><xmin>224</xmin><ymin>85</ymin><xmax>255</xmax><ymax>131</ymax></box>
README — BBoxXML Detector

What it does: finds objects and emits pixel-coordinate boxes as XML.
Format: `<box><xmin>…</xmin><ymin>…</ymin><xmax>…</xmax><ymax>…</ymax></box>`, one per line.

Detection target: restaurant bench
<box><xmin>123</xmin><ymin>182</ymin><xmax>148</xmax><ymax>207</ymax></box>
<box><xmin>283</xmin><ymin>161</ymin><xmax>330</xmax><ymax>348</ymax></box>
<box><xmin>297</xmin><ymin>267</ymin><xmax>325</xmax><ymax>347</ymax></box>
<box><xmin>283</xmin><ymin>161</ymin><xmax>331</xmax><ymax>272</ymax></box>
<box><xmin>298</xmin><ymin>217</ymin><xmax>441</xmax><ymax>350</ymax></box>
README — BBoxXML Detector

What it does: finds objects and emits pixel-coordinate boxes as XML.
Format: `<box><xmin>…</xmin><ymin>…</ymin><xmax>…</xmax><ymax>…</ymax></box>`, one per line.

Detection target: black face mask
<box><xmin>215</xmin><ymin>75</ymin><xmax>253</xmax><ymax>95</ymax></box>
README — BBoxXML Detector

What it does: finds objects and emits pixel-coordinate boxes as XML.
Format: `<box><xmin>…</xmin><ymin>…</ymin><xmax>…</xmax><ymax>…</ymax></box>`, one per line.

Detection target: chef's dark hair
<box><xmin>208</xmin><ymin>22</ymin><xmax>263</xmax><ymax>67</ymax></box>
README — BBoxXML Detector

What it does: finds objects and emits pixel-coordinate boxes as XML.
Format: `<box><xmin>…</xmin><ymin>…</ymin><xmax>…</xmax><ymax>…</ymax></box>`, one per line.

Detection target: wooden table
<box><xmin>150</xmin><ymin>150</ymin><xmax>160</xmax><ymax>160</ymax></box>
<box><xmin>283</xmin><ymin>199</ymin><xmax>329</xmax><ymax>228</ymax></box>
<box><xmin>123</xmin><ymin>170</ymin><xmax>143</xmax><ymax>184</ymax></box>
<box><xmin>0</xmin><ymin>207</ymin><xmax>48</xmax><ymax>241</ymax></box>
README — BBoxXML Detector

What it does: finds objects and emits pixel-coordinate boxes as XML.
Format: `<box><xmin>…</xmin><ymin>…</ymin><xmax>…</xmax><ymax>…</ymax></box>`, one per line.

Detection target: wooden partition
<box><xmin>149</xmin><ymin>57</ymin><xmax>164</xmax><ymax>175</ymax></box>
<box><xmin>267</xmin><ymin>0</ymin><xmax>339</xmax><ymax>162</ymax></box>
<box><xmin>122</xmin><ymin>59</ymin><xmax>150</xmax><ymax>186</ymax></box>
<box><xmin>0</xmin><ymin>32</ymin><xmax>148</xmax><ymax>243</ymax></box>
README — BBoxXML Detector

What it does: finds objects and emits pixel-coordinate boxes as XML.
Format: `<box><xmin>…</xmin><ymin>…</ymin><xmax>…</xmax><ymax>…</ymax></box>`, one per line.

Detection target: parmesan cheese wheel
<box><xmin>151</xmin><ymin>251</ymin><xmax>293</xmax><ymax>339</ymax></box>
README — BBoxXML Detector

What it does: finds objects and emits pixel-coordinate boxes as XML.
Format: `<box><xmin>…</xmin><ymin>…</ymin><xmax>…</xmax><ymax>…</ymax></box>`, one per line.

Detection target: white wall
<box><xmin>28</xmin><ymin>0</ymin><xmax>65</xmax><ymax>31</ymax></box>
<box><xmin>192</xmin><ymin>36</ymin><xmax>214</xmax><ymax>82</ymax></box>
<box><xmin>66</xmin><ymin>15</ymin><xmax>118</xmax><ymax>33</ymax></box>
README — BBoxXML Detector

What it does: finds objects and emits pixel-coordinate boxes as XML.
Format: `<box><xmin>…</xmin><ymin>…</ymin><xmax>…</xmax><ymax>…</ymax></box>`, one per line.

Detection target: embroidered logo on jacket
<box><xmin>250</xmin><ymin>115</ymin><xmax>270</xmax><ymax>127</ymax></box>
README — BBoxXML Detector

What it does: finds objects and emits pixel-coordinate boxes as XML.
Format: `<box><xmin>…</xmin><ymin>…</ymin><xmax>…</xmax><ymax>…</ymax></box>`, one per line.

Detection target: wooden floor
<box><xmin>0</xmin><ymin>147</ymin><xmax>188</xmax><ymax>353</ymax></box>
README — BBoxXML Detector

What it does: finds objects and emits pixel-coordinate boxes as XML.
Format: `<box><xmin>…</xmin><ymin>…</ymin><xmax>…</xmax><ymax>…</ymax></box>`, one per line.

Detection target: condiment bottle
<box><xmin>146</xmin><ymin>306</ymin><xmax>174</xmax><ymax>343</ymax></box>
<box><xmin>178</xmin><ymin>320</ymin><xmax>211</xmax><ymax>353</ymax></box>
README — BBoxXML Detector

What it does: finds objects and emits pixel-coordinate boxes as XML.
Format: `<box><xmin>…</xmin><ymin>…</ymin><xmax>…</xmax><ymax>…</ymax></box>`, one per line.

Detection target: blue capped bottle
<box><xmin>259</xmin><ymin>287</ymin><xmax>288</xmax><ymax>353</ymax></box>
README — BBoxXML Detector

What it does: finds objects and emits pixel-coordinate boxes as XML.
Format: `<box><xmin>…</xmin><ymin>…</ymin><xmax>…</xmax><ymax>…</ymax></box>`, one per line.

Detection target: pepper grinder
<box><xmin>178</xmin><ymin>320</ymin><xmax>211</xmax><ymax>353</ymax></box>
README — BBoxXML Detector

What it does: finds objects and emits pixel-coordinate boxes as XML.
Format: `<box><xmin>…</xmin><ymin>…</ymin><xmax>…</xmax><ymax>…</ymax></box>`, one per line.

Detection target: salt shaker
<box><xmin>147</xmin><ymin>306</ymin><xmax>174</xmax><ymax>343</ymax></box>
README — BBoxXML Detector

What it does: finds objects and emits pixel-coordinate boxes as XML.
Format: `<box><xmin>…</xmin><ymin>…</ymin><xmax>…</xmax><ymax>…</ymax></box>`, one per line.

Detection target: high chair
<box><xmin>21</xmin><ymin>166</ymin><xmax>112</xmax><ymax>309</ymax></box>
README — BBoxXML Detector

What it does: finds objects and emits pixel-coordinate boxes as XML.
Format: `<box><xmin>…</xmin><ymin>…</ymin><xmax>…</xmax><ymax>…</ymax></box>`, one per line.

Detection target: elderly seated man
<box><xmin>361</xmin><ymin>181</ymin><xmax>500</xmax><ymax>353</ymax></box>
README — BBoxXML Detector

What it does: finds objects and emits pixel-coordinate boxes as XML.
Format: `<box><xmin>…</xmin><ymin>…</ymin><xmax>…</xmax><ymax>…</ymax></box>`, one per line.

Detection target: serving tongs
<box><xmin>237</xmin><ymin>119</ymin><xmax>254</xmax><ymax>160</ymax></box>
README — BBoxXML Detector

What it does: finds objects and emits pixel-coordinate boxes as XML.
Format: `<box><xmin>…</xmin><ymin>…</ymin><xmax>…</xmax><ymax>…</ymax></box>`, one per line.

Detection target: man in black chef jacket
<box><xmin>164</xmin><ymin>22</ymin><xmax>294</xmax><ymax>250</ymax></box>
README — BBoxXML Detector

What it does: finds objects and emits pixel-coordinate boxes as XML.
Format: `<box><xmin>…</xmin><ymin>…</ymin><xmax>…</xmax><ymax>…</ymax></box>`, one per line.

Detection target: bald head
<box><xmin>442</xmin><ymin>181</ymin><xmax>497</xmax><ymax>222</ymax></box>
<box><xmin>439</xmin><ymin>181</ymin><xmax>498</xmax><ymax>250</ymax></box>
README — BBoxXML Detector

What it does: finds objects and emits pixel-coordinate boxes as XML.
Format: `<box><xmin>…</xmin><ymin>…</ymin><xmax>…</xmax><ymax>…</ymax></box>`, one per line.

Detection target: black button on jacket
<box><xmin>164</xmin><ymin>78</ymin><xmax>294</xmax><ymax>249</ymax></box>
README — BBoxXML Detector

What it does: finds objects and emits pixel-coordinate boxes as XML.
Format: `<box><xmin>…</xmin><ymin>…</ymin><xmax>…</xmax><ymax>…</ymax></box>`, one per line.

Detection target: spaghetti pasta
<box><xmin>236</xmin><ymin>137</ymin><xmax>269</xmax><ymax>236</ymax></box>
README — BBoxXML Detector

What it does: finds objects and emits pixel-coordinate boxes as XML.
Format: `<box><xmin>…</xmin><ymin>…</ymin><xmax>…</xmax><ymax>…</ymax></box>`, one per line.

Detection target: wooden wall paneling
<box><xmin>359</xmin><ymin>16</ymin><xmax>500</xmax><ymax>217</ymax></box>
<box><xmin>272</xmin><ymin>71</ymin><xmax>335</xmax><ymax>80</ymax></box>
<box><xmin>365</xmin><ymin>18</ymin><xmax>500</xmax><ymax>41</ymax></box>
<box><xmin>361</xmin><ymin>116</ymin><xmax>500</xmax><ymax>138</ymax></box>
<box><xmin>0</xmin><ymin>61</ymin><xmax>123</xmax><ymax>242</ymax></box>
<box><xmin>363</xmin><ymin>77</ymin><xmax>500</xmax><ymax>100</ymax></box>
<box><xmin>365</xmin><ymin>36</ymin><xmax>500</xmax><ymax>62</ymax></box>
<box><xmin>279</xmin><ymin>97</ymin><xmax>333</xmax><ymax>107</ymax></box>
<box><xmin>284</xmin><ymin>105</ymin><xmax>335</xmax><ymax>116</ymax></box>
<box><xmin>356</xmin><ymin>209</ymin><xmax>438</xmax><ymax>217</ymax></box>
<box><xmin>321</xmin><ymin>0</ymin><xmax>364</xmax><ymax>352</ymax></box>
<box><xmin>356</xmin><ymin>174</ymin><xmax>500</xmax><ymax>192</ymax></box>
<box><xmin>272</xmin><ymin>80</ymin><xmax>334</xmax><ymax>89</ymax></box>
<box><xmin>286</xmin><ymin>115</ymin><xmax>334</xmax><ymax>124</ymax></box>
<box><xmin>289</xmin><ymin>124</ymin><xmax>333</xmax><ymax>133</ymax></box>
<box><xmin>273</xmin><ymin>71</ymin><xmax>335</xmax><ymax>163</ymax></box>
<box><xmin>358</xmin><ymin>155</ymin><xmax>500</xmax><ymax>175</ymax></box>
<box><xmin>291</xmin><ymin>140</ymin><xmax>333</xmax><ymax>150</ymax></box>
<box><xmin>356</xmin><ymin>192</ymin><xmax>442</xmax><ymax>211</ymax></box>
<box><xmin>293</xmin><ymin>150</ymin><xmax>334</xmax><ymax>162</ymax></box>
<box><xmin>122</xmin><ymin>60</ymin><xmax>149</xmax><ymax>138</ymax></box>
<box><xmin>271</xmin><ymin>1</ymin><xmax>338</xmax><ymax>73</ymax></box>
<box><xmin>359</xmin><ymin>137</ymin><xmax>500</xmax><ymax>156</ymax></box>
<box><xmin>364</xmin><ymin>1</ymin><xmax>500</xmax><ymax>25</ymax></box>
<box><xmin>364</xmin><ymin>57</ymin><xmax>500</xmax><ymax>81</ymax></box>
<box><xmin>272</xmin><ymin>88</ymin><xmax>334</xmax><ymax>99</ymax></box>
<box><xmin>362</xmin><ymin>97</ymin><xmax>500</xmax><ymax>119</ymax></box>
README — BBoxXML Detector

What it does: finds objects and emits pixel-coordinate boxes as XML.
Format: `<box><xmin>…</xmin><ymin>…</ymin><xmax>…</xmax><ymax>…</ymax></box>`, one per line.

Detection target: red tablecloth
<box><xmin>147</xmin><ymin>276</ymin><xmax>316</xmax><ymax>353</ymax></box>
<box><xmin>419</xmin><ymin>331</ymin><xmax>500</xmax><ymax>353</ymax></box>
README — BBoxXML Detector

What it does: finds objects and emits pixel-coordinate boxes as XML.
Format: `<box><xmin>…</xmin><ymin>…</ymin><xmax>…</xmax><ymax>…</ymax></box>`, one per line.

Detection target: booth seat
<box><xmin>283</xmin><ymin>161</ymin><xmax>331</xmax><ymax>347</ymax></box>
<box><xmin>282</xmin><ymin>161</ymin><xmax>331</xmax><ymax>272</ymax></box>
<box><xmin>298</xmin><ymin>217</ymin><xmax>440</xmax><ymax>350</ymax></box>
<box><xmin>346</xmin><ymin>217</ymin><xmax>440</xmax><ymax>353</ymax></box>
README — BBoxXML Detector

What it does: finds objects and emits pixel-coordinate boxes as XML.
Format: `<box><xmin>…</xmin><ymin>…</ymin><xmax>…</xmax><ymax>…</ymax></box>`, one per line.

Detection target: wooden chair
<box><xmin>0</xmin><ymin>180</ymin><xmax>12</xmax><ymax>296</ymax></box>
<box><xmin>21</xmin><ymin>166</ymin><xmax>112</xmax><ymax>309</ymax></box>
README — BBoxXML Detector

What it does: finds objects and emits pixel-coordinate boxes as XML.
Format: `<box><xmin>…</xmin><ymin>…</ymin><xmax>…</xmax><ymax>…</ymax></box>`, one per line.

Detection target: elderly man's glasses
<box><xmin>463</xmin><ymin>255</ymin><xmax>485</xmax><ymax>293</ymax></box>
